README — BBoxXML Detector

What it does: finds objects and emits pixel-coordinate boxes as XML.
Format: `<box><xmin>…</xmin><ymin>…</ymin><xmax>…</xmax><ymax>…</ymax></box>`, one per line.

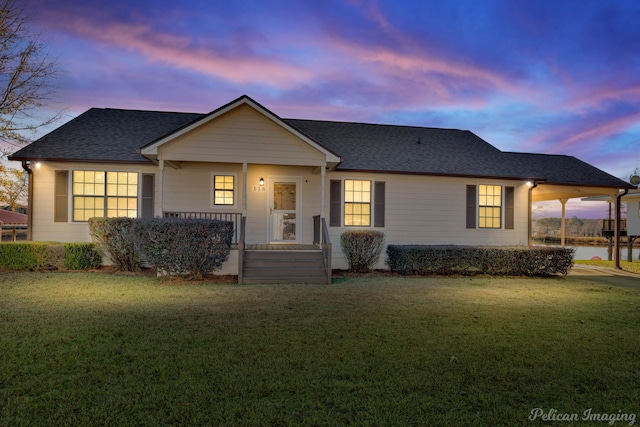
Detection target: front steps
<box><xmin>242</xmin><ymin>250</ymin><xmax>329</xmax><ymax>284</ymax></box>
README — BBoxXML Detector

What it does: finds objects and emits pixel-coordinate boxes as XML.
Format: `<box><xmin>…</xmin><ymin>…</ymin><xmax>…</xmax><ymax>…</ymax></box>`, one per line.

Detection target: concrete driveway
<box><xmin>569</xmin><ymin>264</ymin><xmax>640</xmax><ymax>289</ymax></box>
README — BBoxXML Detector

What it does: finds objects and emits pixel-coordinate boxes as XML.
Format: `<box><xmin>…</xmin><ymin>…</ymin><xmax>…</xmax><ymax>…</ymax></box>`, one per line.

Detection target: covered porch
<box><xmin>530</xmin><ymin>182</ymin><xmax>630</xmax><ymax>267</ymax></box>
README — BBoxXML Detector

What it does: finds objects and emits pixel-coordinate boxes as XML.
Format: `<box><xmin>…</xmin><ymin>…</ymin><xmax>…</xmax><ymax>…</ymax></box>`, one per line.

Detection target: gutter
<box><xmin>20</xmin><ymin>160</ymin><xmax>33</xmax><ymax>241</ymax></box>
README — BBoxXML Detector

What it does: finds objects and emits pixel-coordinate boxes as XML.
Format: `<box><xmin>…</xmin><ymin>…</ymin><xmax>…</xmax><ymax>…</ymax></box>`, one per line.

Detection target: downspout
<box><xmin>615</xmin><ymin>189</ymin><xmax>629</xmax><ymax>269</ymax></box>
<box><xmin>20</xmin><ymin>160</ymin><xmax>33</xmax><ymax>241</ymax></box>
<box><xmin>527</xmin><ymin>181</ymin><xmax>538</xmax><ymax>246</ymax></box>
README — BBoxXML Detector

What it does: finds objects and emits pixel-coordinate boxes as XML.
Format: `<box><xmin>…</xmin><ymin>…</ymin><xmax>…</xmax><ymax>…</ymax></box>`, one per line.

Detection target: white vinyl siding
<box><xmin>159</xmin><ymin>104</ymin><xmax>326</xmax><ymax>166</ymax></box>
<box><xmin>325</xmin><ymin>174</ymin><xmax>530</xmax><ymax>270</ymax></box>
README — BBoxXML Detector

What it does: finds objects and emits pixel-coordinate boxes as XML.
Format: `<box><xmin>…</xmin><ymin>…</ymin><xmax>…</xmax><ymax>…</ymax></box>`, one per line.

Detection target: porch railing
<box><xmin>313</xmin><ymin>216</ymin><xmax>333</xmax><ymax>284</ymax></box>
<box><xmin>163</xmin><ymin>211</ymin><xmax>242</xmax><ymax>244</ymax></box>
<box><xmin>602</xmin><ymin>219</ymin><xmax>627</xmax><ymax>238</ymax></box>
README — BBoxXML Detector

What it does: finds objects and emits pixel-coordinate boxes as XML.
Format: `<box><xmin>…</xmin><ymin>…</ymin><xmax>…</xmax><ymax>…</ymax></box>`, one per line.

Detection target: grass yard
<box><xmin>1</xmin><ymin>271</ymin><xmax>639</xmax><ymax>426</ymax></box>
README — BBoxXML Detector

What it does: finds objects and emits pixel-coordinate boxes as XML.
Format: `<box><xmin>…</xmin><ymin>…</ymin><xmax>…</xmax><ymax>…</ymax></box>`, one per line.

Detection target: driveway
<box><xmin>569</xmin><ymin>264</ymin><xmax>640</xmax><ymax>289</ymax></box>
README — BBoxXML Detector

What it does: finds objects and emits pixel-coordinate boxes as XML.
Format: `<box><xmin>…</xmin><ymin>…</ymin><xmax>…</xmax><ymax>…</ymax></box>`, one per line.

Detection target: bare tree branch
<box><xmin>0</xmin><ymin>0</ymin><xmax>62</xmax><ymax>156</ymax></box>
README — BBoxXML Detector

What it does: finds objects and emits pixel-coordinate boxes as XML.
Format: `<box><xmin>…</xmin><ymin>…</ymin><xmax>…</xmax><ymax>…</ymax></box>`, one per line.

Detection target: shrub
<box><xmin>0</xmin><ymin>242</ymin><xmax>102</xmax><ymax>271</ymax></box>
<box><xmin>89</xmin><ymin>217</ymin><xmax>142</xmax><ymax>272</ymax></box>
<box><xmin>46</xmin><ymin>244</ymin><xmax>66</xmax><ymax>269</ymax></box>
<box><xmin>340</xmin><ymin>230</ymin><xmax>385</xmax><ymax>273</ymax></box>
<box><xmin>63</xmin><ymin>243</ymin><xmax>103</xmax><ymax>270</ymax></box>
<box><xmin>132</xmin><ymin>218</ymin><xmax>233</xmax><ymax>280</ymax></box>
<box><xmin>0</xmin><ymin>242</ymin><xmax>51</xmax><ymax>270</ymax></box>
<box><xmin>386</xmin><ymin>245</ymin><xmax>574</xmax><ymax>276</ymax></box>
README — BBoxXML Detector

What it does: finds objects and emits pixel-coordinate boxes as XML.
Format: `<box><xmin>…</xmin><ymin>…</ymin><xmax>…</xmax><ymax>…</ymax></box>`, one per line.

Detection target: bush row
<box><xmin>89</xmin><ymin>217</ymin><xmax>234</xmax><ymax>280</ymax></box>
<box><xmin>0</xmin><ymin>242</ymin><xmax>102</xmax><ymax>271</ymax></box>
<box><xmin>386</xmin><ymin>245</ymin><xmax>574</xmax><ymax>276</ymax></box>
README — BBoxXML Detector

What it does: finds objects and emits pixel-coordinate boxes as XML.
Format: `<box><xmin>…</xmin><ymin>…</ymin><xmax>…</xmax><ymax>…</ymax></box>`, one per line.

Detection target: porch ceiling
<box><xmin>532</xmin><ymin>183</ymin><xmax>621</xmax><ymax>202</ymax></box>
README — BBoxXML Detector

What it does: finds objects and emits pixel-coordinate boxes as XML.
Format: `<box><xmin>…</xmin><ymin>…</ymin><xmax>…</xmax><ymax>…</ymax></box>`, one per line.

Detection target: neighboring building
<box><xmin>0</xmin><ymin>209</ymin><xmax>28</xmax><ymax>242</ymax></box>
<box><xmin>624</xmin><ymin>190</ymin><xmax>640</xmax><ymax>237</ymax></box>
<box><xmin>8</xmin><ymin>95</ymin><xmax>635</xmax><ymax>282</ymax></box>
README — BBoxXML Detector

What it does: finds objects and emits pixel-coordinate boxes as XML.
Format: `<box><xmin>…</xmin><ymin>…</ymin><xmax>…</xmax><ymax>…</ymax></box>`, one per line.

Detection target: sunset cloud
<box><xmin>21</xmin><ymin>0</ymin><xmax>640</xmax><ymax>204</ymax></box>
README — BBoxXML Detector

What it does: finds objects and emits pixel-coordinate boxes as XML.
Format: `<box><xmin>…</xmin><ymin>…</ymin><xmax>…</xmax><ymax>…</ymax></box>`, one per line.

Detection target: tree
<box><xmin>0</xmin><ymin>0</ymin><xmax>61</xmax><ymax>156</ymax></box>
<box><xmin>0</xmin><ymin>164</ymin><xmax>27</xmax><ymax>211</ymax></box>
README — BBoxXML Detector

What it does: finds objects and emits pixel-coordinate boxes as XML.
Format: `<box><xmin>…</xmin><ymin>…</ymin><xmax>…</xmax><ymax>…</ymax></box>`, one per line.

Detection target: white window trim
<box><xmin>210</xmin><ymin>173</ymin><xmax>238</xmax><ymax>209</ymax></box>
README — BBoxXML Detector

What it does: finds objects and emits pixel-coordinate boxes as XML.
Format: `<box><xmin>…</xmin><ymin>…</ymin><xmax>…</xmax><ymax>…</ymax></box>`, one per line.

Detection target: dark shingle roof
<box><xmin>8</xmin><ymin>106</ymin><xmax>634</xmax><ymax>190</ymax></box>
<box><xmin>284</xmin><ymin>119</ymin><xmax>526</xmax><ymax>179</ymax></box>
<box><xmin>9</xmin><ymin>108</ymin><xmax>205</xmax><ymax>163</ymax></box>
<box><xmin>502</xmin><ymin>152</ymin><xmax>630</xmax><ymax>188</ymax></box>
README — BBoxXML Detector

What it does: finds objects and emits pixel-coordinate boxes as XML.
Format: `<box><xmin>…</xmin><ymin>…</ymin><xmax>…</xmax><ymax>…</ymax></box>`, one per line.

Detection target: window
<box><xmin>467</xmin><ymin>184</ymin><xmax>514</xmax><ymax>230</ymax></box>
<box><xmin>330</xmin><ymin>179</ymin><xmax>385</xmax><ymax>227</ymax></box>
<box><xmin>213</xmin><ymin>175</ymin><xmax>235</xmax><ymax>206</ymax></box>
<box><xmin>478</xmin><ymin>184</ymin><xmax>502</xmax><ymax>229</ymax></box>
<box><xmin>344</xmin><ymin>179</ymin><xmax>371</xmax><ymax>226</ymax></box>
<box><xmin>72</xmin><ymin>170</ymin><xmax>138</xmax><ymax>221</ymax></box>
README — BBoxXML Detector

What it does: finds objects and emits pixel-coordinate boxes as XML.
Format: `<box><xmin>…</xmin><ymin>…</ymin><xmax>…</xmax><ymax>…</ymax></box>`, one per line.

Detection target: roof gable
<box><xmin>140</xmin><ymin>95</ymin><xmax>341</xmax><ymax>166</ymax></box>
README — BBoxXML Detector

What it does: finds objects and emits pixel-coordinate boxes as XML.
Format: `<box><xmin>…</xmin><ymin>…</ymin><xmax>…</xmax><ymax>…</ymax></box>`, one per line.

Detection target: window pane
<box><xmin>73</xmin><ymin>171</ymin><xmax>137</xmax><ymax>221</ymax></box>
<box><xmin>478</xmin><ymin>185</ymin><xmax>502</xmax><ymax>229</ymax></box>
<box><xmin>213</xmin><ymin>175</ymin><xmax>234</xmax><ymax>205</ymax></box>
<box><xmin>343</xmin><ymin>180</ymin><xmax>372</xmax><ymax>227</ymax></box>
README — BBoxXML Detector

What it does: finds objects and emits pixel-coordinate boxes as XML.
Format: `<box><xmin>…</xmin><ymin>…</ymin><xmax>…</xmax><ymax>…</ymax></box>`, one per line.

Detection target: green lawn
<box><xmin>1</xmin><ymin>271</ymin><xmax>639</xmax><ymax>426</ymax></box>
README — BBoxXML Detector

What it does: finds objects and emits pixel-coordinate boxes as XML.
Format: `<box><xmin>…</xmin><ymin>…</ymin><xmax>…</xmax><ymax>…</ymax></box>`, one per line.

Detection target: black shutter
<box><xmin>505</xmin><ymin>186</ymin><xmax>514</xmax><ymax>230</ymax></box>
<box><xmin>54</xmin><ymin>170</ymin><xmax>68</xmax><ymax>222</ymax></box>
<box><xmin>329</xmin><ymin>180</ymin><xmax>341</xmax><ymax>227</ymax></box>
<box><xmin>374</xmin><ymin>181</ymin><xmax>385</xmax><ymax>227</ymax></box>
<box><xmin>142</xmin><ymin>174</ymin><xmax>155</xmax><ymax>219</ymax></box>
<box><xmin>466</xmin><ymin>185</ymin><xmax>476</xmax><ymax>229</ymax></box>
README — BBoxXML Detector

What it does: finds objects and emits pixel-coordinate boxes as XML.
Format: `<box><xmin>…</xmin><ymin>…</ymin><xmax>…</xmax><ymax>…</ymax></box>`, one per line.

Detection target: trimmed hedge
<box><xmin>0</xmin><ymin>242</ymin><xmax>102</xmax><ymax>271</ymax></box>
<box><xmin>341</xmin><ymin>230</ymin><xmax>385</xmax><ymax>273</ymax></box>
<box><xmin>63</xmin><ymin>243</ymin><xmax>103</xmax><ymax>270</ymax></box>
<box><xmin>386</xmin><ymin>245</ymin><xmax>574</xmax><ymax>276</ymax></box>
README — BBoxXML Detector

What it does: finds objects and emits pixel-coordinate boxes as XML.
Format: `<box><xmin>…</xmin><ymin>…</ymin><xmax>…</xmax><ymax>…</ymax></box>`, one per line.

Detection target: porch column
<box><xmin>242</xmin><ymin>163</ymin><xmax>247</xmax><ymax>216</ymax></box>
<box><xmin>158</xmin><ymin>158</ymin><xmax>164</xmax><ymax>216</ymax></box>
<box><xmin>320</xmin><ymin>166</ymin><xmax>326</xmax><ymax>244</ymax></box>
<box><xmin>560</xmin><ymin>198</ymin><xmax>568</xmax><ymax>247</ymax></box>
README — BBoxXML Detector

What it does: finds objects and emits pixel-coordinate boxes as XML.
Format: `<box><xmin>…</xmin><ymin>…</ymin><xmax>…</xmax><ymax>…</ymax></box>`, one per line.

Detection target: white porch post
<box><xmin>560</xmin><ymin>198</ymin><xmax>568</xmax><ymax>247</ymax></box>
<box><xmin>242</xmin><ymin>163</ymin><xmax>247</xmax><ymax>216</ymax></box>
<box><xmin>158</xmin><ymin>158</ymin><xmax>164</xmax><ymax>216</ymax></box>
<box><xmin>320</xmin><ymin>166</ymin><xmax>326</xmax><ymax>244</ymax></box>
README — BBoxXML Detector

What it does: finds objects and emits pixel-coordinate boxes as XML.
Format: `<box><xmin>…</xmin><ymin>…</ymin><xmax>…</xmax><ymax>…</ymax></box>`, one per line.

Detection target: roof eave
<box><xmin>333</xmin><ymin>167</ymin><xmax>547</xmax><ymax>182</ymax></box>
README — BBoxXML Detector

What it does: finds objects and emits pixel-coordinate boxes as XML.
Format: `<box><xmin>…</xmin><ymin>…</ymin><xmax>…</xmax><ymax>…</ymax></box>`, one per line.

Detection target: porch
<box><xmin>164</xmin><ymin>211</ymin><xmax>332</xmax><ymax>284</ymax></box>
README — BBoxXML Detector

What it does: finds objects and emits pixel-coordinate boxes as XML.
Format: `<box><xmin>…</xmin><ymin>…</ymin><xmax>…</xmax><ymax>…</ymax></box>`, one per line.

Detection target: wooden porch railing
<box><xmin>163</xmin><ymin>212</ymin><xmax>242</xmax><ymax>244</ymax></box>
<box><xmin>238</xmin><ymin>216</ymin><xmax>246</xmax><ymax>284</ymax></box>
<box><xmin>321</xmin><ymin>217</ymin><xmax>332</xmax><ymax>284</ymax></box>
<box><xmin>313</xmin><ymin>215</ymin><xmax>332</xmax><ymax>284</ymax></box>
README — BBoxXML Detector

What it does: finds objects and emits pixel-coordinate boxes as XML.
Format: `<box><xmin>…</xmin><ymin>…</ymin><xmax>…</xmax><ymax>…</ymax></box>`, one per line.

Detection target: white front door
<box><xmin>269</xmin><ymin>177</ymin><xmax>300</xmax><ymax>243</ymax></box>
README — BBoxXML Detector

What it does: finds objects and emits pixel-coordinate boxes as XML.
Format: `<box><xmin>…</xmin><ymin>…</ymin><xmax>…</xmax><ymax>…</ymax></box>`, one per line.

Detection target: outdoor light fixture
<box><xmin>259</xmin><ymin>177</ymin><xmax>265</xmax><ymax>186</ymax></box>
<box><xmin>35</xmin><ymin>162</ymin><xmax>42</xmax><ymax>169</ymax></box>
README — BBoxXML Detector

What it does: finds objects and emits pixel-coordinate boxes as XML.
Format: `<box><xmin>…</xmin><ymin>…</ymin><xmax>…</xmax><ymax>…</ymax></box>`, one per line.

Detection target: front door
<box><xmin>269</xmin><ymin>177</ymin><xmax>300</xmax><ymax>243</ymax></box>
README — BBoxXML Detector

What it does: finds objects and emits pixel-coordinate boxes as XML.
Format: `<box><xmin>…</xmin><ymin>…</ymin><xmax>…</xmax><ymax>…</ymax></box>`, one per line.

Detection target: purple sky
<box><xmin>18</xmin><ymin>0</ymin><xmax>640</xmax><ymax>218</ymax></box>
